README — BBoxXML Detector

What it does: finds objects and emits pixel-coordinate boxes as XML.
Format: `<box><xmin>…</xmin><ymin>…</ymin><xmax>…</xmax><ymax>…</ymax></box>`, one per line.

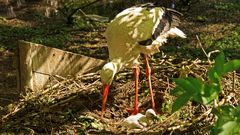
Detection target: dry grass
<box><xmin>1</xmin><ymin>0</ymin><xmax>240</xmax><ymax>134</ymax></box>
<box><xmin>1</xmin><ymin>53</ymin><xmax>239</xmax><ymax>134</ymax></box>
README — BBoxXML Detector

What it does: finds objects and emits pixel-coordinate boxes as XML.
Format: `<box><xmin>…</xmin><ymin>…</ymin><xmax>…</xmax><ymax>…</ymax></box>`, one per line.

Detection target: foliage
<box><xmin>0</xmin><ymin>21</ymin><xmax>71</xmax><ymax>49</ymax></box>
<box><xmin>0</xmin><ymin>43</ymin><xmax>7</xmax><ymax>51</ymax></box>
<box><xmin>214</xmin><ymin>0</ymin><xmax>240</xmax><ymax>11</ymax></box>
<box><xmin>0</xmin><ymin>0</ymin><xmax>239</xmax><ymax>134</ymax></box>
<box><xmin>199</xmin><ymin>25</ymin><xmax>240</xmax><ymax>59</ymax></box>
<box><xmin>58</xmin><ymin>0</ymin><xmax>105</xmax><ymax>25</ymax></box>
<box><xmin>77</xmin><ymin>115</ymin><xmax>103</xmax><ymax>130</ymax></box>
<box><xmin>171</xmin><ymin>52</ymin><xmax>240</xmax><ymax>134</ymax></box>
<box><xmin>212</xmin><ymin>105</ymin><xmax>240</xmax><ymax>135</ymax></box>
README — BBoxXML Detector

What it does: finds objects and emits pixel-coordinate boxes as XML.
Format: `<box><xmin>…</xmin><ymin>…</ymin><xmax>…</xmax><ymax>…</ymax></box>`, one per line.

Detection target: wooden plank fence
<box><xmin>17</xmin><ymin>41</ymin><xmax>106</xmax><ymax>91</ymax></box>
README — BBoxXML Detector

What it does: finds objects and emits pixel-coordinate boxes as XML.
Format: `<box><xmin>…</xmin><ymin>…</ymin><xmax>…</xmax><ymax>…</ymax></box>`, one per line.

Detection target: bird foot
<box><xmin>152</xmin><ymin>108</ymin><xmax>160</xmax><ymax>115</ymax></box>
<box><xmin>126</xmin><ymin>108</ymin><xmax>139</xmax><ymax>115</ymax></box>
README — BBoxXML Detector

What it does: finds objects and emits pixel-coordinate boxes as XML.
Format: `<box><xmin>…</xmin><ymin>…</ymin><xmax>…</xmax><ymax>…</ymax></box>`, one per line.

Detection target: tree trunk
<box><xmin>6</xmin><ymin>6</ymin><xmax>16</xmax><ymax>18</ymax></box>
<box><xmin>16</xmin><ymin>0</ymin><xmax>25</xmax><ymax>8</ymax></box>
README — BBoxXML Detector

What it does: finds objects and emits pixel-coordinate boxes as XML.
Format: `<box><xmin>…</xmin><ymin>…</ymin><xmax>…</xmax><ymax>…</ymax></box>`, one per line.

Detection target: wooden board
<box><xmin>18</xmin><ymin>40</ymin><xmax>106</xmax><ymax>91</ymax></box>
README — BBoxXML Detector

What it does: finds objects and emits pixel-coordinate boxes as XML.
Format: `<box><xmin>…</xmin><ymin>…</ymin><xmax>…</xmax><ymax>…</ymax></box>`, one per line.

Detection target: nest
<box><xmin>0</xmin><ymin>56</ymin><xmax>239</xmax><ymax>134</ymax></box>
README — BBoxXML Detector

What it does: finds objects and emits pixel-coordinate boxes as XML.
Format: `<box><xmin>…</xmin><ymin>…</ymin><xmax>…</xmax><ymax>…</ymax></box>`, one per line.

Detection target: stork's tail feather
<box><xmin>162</xmin><ymin>9</ymin><xmax>186</xmax><ymax>38</ymax></box>
<box><xmin>168</xmin><ymin>27</ymin><xmax>186</xmax><ymax>38</ymax></box>
<box><xmin>165</xmin><ymin>8</ymin><xmax>182</xmax><ymax>28</ymax></box>
<box><xmin>166</xmin><ymin>8</ymin><xmax>183</xmax><ymax>17</ymax></box>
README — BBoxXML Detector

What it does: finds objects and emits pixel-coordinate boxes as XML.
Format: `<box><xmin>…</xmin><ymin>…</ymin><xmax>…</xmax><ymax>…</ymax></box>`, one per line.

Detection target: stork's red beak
<box><xmin>101</xmin><ymin>84</ymin><xmax>110</xmax><ymax>118</ymax></box>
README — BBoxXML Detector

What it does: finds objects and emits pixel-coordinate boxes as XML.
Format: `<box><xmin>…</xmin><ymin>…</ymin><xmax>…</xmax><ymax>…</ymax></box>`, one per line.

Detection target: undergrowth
<box><xmin>172</xmin><ymin>52</ymin><xmax>240</xmax><ymax>134</ymax></box>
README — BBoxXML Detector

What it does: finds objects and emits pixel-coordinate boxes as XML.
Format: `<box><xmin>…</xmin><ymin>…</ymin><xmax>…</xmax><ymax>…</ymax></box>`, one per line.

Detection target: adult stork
<box><xmin>100</xmin><ymin>3</ymin><xmax>186</xmax><ymax>118</ymax></box>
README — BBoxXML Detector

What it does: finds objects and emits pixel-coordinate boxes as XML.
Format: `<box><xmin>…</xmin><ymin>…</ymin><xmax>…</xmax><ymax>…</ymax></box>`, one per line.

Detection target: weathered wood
<box><xmin>18</xmin><ymin>40</ymin><xmax>34</xmax><ymax>91</ymax></box>
<box><xmin>18</xmin><ymin>40</ymin><xmax>106</xmax><ymax>91</ymax></box>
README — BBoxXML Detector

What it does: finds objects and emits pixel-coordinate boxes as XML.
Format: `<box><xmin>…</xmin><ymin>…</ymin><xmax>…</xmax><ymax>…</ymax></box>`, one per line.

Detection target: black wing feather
<box><xmin>138</xmin><ymin>8</ymin><xmax>182</xmax><ymax>46</ymax></box>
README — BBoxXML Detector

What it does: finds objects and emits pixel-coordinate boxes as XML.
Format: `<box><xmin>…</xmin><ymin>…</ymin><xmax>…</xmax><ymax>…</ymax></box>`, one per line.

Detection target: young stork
<box><xmin>100</xmin><ymin>3</ymin><xmax>186</xmax><ymax>118</ymax></box>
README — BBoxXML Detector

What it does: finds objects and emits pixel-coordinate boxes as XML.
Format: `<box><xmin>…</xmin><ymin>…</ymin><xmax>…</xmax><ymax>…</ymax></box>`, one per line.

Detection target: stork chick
<box><xmin>100</xmin><ymin>3</ymin><xmax>186</xmax><ymax>118</ymax></box>
<box><xmin>123</xmin><ymin>109</ymin><xmax>158</xmax><ymax>130</ymax></box>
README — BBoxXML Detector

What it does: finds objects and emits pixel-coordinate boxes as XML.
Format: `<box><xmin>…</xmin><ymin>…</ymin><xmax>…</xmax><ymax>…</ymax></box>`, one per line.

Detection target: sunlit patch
<box><xmin>100</xmin><ymin>62</ymin><xmax>117</xmax><ymax>84</ymax></box>
<box><xmin>150</xmin><ymin>8</ymin><xmax>156</xmax><ymax>22</ymax></box>
<box><xmin>118</xmin><ymin>7</ymin><xmax>144</xmax><ymax>24</ymax></box>
<box><xmin>154</xmin><ymin>36</ymin><xmax>167</xmax><ymax>44</ymax></box>
<box><xmin>128</xmin><ymin>30</ymin><xmax>133</xmax><ymax>36</ymax></box>
<box><xmin>130</xmin><ymin>7</ymin><xmax>144</xmax><ymax>16</ymax></box>
<box><xmin>132</xmin><ymin>28</ymin><xmax>138</xmax><ymax>39</ymax></box>
<box><xmin>125</xmin><ymin>42</ymin><xmax>133</xmax><ymax>48</ymax></box>
<box><xmin>134</xmin><ymin>17</ymin><xmax>144</xmax><ymax>27</ymax></box>
<box><xmin>149</xmin><ymin>12</ymin><xmax>154</xmax><ymax>18</ymax></box>
<box><xmin>127</xmin><ymin>21</ymin><xmax>135</xmax><ymax>27</ymax></box>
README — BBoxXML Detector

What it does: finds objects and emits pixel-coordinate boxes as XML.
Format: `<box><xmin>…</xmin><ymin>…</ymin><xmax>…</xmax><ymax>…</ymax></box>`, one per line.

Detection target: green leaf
<box><xmin>172</xmin><ymin>92</ymin><xmax>192</xmax><ymax>112</ymax></box>
<box><xmin>170</xmin><ymin>86</ymin><xmax>184</xmax><ymax>96</ymax></box>
<box><xmin>219</xmin><ymin>121</ymin><xmax>240</xmax><ymax>135</ymax></box>
<box><xmin>214</xmin><ymin>52</ymin><xmax>225</xmax><ymax>76</ymax></box>
<box><xmin>232</xmin><ymin>105</ymin><xmax>240</xmax><ymax>122</ymax></box>
<box><xmin>201</xmin><ymin>96</ymin><xmax>214</xmax><ymax>104</ymax></box>
<box><xmin>200</xmin><ymin>83</ymin><xmax>220</xmax><ymax>104</ymax></box>
<box><xmin>208</xmin><ymin>67</ymin><xmax>220</xmax><ymax>83</ymax></box>
<box><xmin>208</xmin><ymin>52</ymin><xmax>225</xmax><ymax>83</ymax></box>
<box><xmin>171</xmin><ymin>77</ymin><xmax>203</xmax><ymax>96</ymax></box>
<box><xmin>192</xmin><ymin>83</ymin><xmax>217</xmax><ymax>105</ymax></box>
<box><xmin>212</xmin><ymin>105</ymin><xmax>240</xmax><ymax>135</ymax></box>
<box><xmin>223</xmin><ymin>59</ymin><xmax>240</xmax><ymax>74</ymax></box>
<box><xmin>187</xmin><ymin>77</ymin><xmax>204</xmax><ymax>92</ymax></box>
<box><xmin>173</xmin><ymin>78</ymin><xmax>195</xmax><ymax>93</ymax></box>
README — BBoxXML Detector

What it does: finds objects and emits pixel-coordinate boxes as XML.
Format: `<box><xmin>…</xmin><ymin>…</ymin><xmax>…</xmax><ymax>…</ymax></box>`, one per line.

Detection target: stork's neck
<box><xmin>100</xmin><ymin>60</ymin><xmax>123</xmax><ymax>85</ymax></box>
<box><xmin>111</xmin><ymin>59</ymin><xmax>123</xmax><ymax>73</ymax></box>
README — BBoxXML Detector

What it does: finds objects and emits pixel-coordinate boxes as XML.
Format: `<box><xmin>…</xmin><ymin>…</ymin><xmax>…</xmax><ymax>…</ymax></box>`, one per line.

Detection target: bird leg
<box><xmin>101</xmin><ymin>84</ymin><xmax>110</xmax><ymax>118</ymax></box>
<box><xmin>144</xmin><ymin>55</ymin><xmax>156</xmax><ymax>112</ymax></box>
<box><xmin>127</xmin><ymin>64</ymin><xmax>140</xmax><ymax>115</ymax></box>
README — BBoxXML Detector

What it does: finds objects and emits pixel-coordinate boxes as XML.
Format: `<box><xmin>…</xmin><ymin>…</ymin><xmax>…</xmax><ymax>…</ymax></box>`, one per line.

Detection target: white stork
<box><xmin>100</xmin><ymin>3</ymin><xmax>186</xmax><ymax>118</ymax></box>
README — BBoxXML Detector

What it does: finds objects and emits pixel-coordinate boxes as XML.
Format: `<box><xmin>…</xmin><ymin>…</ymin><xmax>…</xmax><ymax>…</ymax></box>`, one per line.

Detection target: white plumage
<box><xmin>123</xmin><ymin>109</ymin><xmax>157</xmax><ymax>130</ymax></box>
<box><xmin>100</xmin><ymin>3</ymin><xmax>186</xmax><ymax>118</ymax></box>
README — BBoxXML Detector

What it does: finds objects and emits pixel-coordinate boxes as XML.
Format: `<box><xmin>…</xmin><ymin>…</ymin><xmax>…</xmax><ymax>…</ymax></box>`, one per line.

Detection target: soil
<box><xmin>0</xmin><ymin>0</ymin><xmax>240</xmax><ymax>134</ymax></box>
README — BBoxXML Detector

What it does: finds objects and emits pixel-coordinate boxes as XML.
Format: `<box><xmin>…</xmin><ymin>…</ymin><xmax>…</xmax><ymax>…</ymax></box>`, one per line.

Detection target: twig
<box><xmin>207</xmin><ymin>50</ymin><xmax>220</xmax><ymax>62</ymax></box>
<box><xmin>139</xmin><ymin>112</ymin><xmax>179</xmax><ymax>133</ymax></box>
<box><xmin>0</xmin><ymin>97</ymin><xmax>13</xmax><ymax>101</ymax></box>
<box><xmin>49</xmin><ymin>95</ymin><xmax>78</xmax><ymax>109</ymax></box>
<box><xmin>1</xmin><ymin>102</ymin><xmax>24</xmax><ymax>123</ymax></box>
<box><xmin>232</xmin><ymin>71</ymin><xmax>236</xmax><ymax>92</ymax></box>
<box><xmin>196</xmin><ymin>35</ymin><xmax>208</xmax><ymax>59</ymax></box>
<box><xmin>54</xmin><ymin>74</ymin><xmax>67</xmax><ymax>80</ymax></box>
<box><xmin>196</xmin><ymin>35</ymin><xmax>220</xmax><ymax>63</ymax></box>
<box><xmin>23</xmin><ymin>127</ymin><xmax>35</xmax><ymax>134</ymax></box>
<box><xmin>167</xmin><ymin>108</ymin><xmax>212</xmax><ymax>131</ymax></box>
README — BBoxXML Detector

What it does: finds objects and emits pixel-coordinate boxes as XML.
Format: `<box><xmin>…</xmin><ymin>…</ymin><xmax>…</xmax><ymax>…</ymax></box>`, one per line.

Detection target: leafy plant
<box><xmin>58</xmin><ymin>0</ymin><xmax>108</xmax><ymax>25</ymax></box>
<box><xmin>211</xmin><ymin>105</ymin><xmax>240</xmax><ymax>135</ymax></box>
<box><xmin>58</xmin><ymin>0</ymin><xmax>94</xmax><ymax>24</ymax></box>
<box><xmin>74</xmin><ymin>115</ymin><xmax>103</xmax><ymax>132</ymax></box>
<box><xmin>171</xmin><ymin>52</ymin><xmax>240</xmax><ymax>134</ymax></box>
<box><xmin>171</xmin><ymin>52</ymin><xmax>240</xmax><ymax>111</ymax></box>
<box><xmin>214</xmin><ymin>1</ymin><xmax>240</xmax><ymax>11</ymax></box>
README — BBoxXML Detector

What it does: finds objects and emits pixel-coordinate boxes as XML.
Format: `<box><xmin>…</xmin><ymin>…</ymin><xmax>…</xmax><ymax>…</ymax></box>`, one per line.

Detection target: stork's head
<box><xmin>100</xmin><ymin>61</ymin><xmax>122</xmax><ymax>118</ymax></box>
<box><xmin>100</xmin><ymin>62</ymin><xmax>118</xmax><ymax>85</ymax></box>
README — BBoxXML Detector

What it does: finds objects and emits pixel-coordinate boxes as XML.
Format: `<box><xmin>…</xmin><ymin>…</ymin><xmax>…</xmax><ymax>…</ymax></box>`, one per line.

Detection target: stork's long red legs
<box><xmin>144</xmin><ymin>55</ymin><xmax>156</xmax><ymax>112</ymax></box>
<box><xmin>101</xmin><ymin>55</ymin><xmax>157</xmax><ymax>118</ymax></box>
<box><xmin>127</xmin><ymin>55</ymin><xmax>156</xmax><ymax>115</ymax></box>
<box><xmin>127</xmin><ymin>64</ymin><xmax>140</xmax><ymax>115</ymax></box>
